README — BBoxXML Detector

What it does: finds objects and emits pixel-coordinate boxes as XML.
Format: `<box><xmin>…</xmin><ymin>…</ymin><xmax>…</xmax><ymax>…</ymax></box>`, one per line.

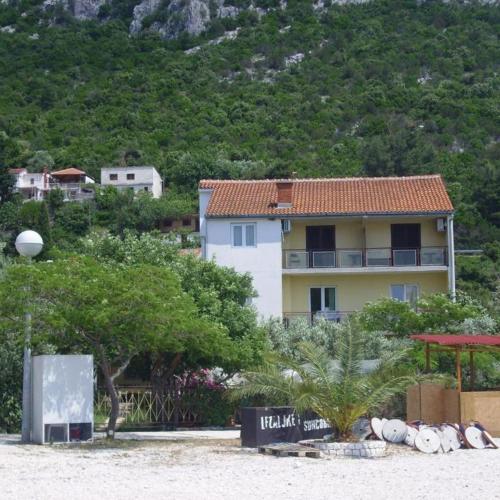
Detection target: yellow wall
<box><xmin>283</xmin><ymin>218</ymin><xmax>364</xmax><ymax>249</ymax></box>
<box><xmin>282</xmin><ymin>217</ymin><xmax>447</xmax><ymax>250</ymax></box>
<box><xmin>282</xmin><ymin>272</ymin><xmax>448</xmax><ymax>313</ymax></box>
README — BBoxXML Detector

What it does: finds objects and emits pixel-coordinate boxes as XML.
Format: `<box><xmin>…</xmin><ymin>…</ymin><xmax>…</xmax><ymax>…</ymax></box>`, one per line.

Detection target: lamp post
<box><xmin>15</xmin><ymin>230</ymin><xmax>43</xmax><ymax>443</ymax></box>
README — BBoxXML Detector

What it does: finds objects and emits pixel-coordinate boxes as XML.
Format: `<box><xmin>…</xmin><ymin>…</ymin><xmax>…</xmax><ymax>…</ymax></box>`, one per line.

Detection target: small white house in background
<box><xmin>9</xmin><ymin>168</ymin><xmax>50</xmax><ymax>201</ymax></box>
<box><xmin>32</xmin><ymin>355</ymin><xmax>94</xmax><ymax>444</ymax></box>
<box><xmin>100</xmin><ymin>166</ymin><xmax>163</xmax><ymax>198</ymax></box>
<box><xmin>9</xmin><ymin>167</ymin><xmax>95</xmax><ymax>202</ymax></box>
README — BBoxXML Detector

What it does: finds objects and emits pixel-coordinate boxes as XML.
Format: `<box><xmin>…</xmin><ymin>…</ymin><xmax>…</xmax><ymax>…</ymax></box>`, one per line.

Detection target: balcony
<box><xmin>283</xmin><ymin>247</ymin><xmax>447</xmax><ymax>271</ymax></box>
<box><xmin>49</xmin><ymin>182</ymin><xmax>95</xmax><ymax>201</ymax></box>
<box><xmin>283</xmin><ymin>311</ymin><xmax>352</xmax><ymax>326</ymax></box>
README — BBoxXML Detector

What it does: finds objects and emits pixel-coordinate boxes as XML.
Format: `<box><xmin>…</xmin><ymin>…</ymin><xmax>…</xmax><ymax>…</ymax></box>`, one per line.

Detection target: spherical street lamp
<box><xmin>15</xmin><ymin>230</ymin><xmax>43</xmax><ymax>443</ymax></box>
<box><xmin>15</xmin><ymin>230</ymin><xmax>44</xmax><ymax>258</ymax></box>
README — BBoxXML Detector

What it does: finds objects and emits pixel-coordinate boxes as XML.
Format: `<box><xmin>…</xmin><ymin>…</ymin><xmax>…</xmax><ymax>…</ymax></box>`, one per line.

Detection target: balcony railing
<box><xmin>283</xmin><ymin>311</ymin><xmax>353</xmax><ymax>326</ymax></box>
<box><xmin>283</xmin><ymin>247</ymin><xmax>447</xmax><ymax>270</ymax></box>
<box><xmin>48</xmin><ymin>182</ymin><xmax>95</xmax><ymax>200</ymax></box>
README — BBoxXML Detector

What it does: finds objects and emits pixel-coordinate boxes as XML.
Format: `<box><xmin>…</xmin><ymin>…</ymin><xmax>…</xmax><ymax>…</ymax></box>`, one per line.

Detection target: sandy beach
<box><xmin>0</xmin><ymin>432</ymin><xmax>499</xmax><ymax>500</ymax></box>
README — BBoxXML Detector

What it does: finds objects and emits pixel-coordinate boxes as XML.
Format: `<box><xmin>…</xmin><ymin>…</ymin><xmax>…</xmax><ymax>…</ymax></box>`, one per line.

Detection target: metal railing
<box><xmin>283</xmin><ymin>247</ymin><xmax>447</xmax><ymax>269</ymax></box>
<box><xmin>46</xmin><ymin>181</ymin><xmax>95</xmax><ymax>201</ymax></box>
<box><xmin>283</xmin><ymin>311</ymin><xmax>353</xmax><ymax>326</ymax></box>
<box><xmin>95</xmin><ymin>385</ymin><xmax>205</xmax><ymax>427</ymax></box>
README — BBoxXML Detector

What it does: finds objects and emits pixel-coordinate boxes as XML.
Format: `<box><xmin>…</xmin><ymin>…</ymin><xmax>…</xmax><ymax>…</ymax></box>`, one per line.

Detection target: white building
<box><xmin>100</xmin><ymin>166</ymin><xmax>163</xmax><ymax>198</ymax></box>
<box><xmin>9</xmin><ymin>168</ymin><xmax>50</xmax><ymax>201</ymax></box>
<box><xmin>9</xmin><ymin>167</ymin><xmax>95</xmax><ymax>202</ymax></box>
<box><xmin>199</xmin><ymin>176</ymin><xmax>455</xmax><ymax>321</ymax></box>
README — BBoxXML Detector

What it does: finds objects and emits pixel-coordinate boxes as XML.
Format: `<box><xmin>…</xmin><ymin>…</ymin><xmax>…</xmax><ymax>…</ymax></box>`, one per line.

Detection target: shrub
<box><xmin>0</xmin><ymin>333</ymin><xmax>22</xmax><ymax>433</ymax></box>
<box><xmin>265</xmin><ymin>316</ymin><xmax>410</xmax><ymax>360</ymax></box>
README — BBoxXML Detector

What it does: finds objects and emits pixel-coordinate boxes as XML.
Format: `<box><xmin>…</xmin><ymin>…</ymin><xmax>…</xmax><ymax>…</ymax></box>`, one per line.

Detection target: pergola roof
<box><xmin>411</xmin><ymin>334</ymin><xmax>500</xmax><ymax>347</ymax></box>
<box><xmin>51</xmin><ymin>168</ymin><xmax>86</xmax><ymax>176</ymax></box>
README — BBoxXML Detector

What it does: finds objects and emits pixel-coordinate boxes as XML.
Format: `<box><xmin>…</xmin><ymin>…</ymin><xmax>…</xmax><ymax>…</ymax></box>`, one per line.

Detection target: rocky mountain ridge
<box><xmin>10</xmin><ymin>0</ymin><xmax>498</xmax><ymax>40</ymax></box>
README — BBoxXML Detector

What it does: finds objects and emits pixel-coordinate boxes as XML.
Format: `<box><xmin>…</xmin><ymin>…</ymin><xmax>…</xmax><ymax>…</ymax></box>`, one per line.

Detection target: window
<box><xmin>182</xmin><ymin>217</ymin><xmax>191</xmax><ymax>227</ymax></box>
<box><xmin>144</xmin><ymin>186</ymin><xmax>148</xmax><ymax>192</ymax></box>
<box><xmin>30</xmin><ymin>178</ymin><xmax>35</xmax><ymax>185</ymax></box>
<box><xmin>310</xmin><ymin>287</ymin><xmax>336</xmax><ymax>313</ymax></box>
<box><xmin>109</xmin><ymin>174</ymin><xmax>118</xmax><ymax>181</ymax></box>
<box><xmin>127</xmin><ymin>173</ymin><xmax>135</xmax><ymax>180</ymax></box>
<box><xmin>391</xmin><ymin>284</ymin><xmax>419</xmax><ymax>305</ymax></box>
<box><xmin>231</xmin><ymin>223</ymin><xmax>256</xmax><ymax>247</ymax></box>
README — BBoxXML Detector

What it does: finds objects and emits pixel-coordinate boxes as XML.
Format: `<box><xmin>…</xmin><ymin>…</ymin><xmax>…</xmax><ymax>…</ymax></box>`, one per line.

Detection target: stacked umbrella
<box><xmin>355</xmin><ymin>418</ymin><xmax>498</xmax><ymax>454</ymax></box>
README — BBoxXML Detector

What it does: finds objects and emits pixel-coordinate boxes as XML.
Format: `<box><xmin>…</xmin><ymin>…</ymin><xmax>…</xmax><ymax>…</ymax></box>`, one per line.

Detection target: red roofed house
<box><xmin>50</xmin><ymin>168</ymin><xmax>95</xmax><ymax>201</ymax></box>
<box><xmin>9</xmin><ymin>167</ymin><xmax>95</xmax><ymax>202</ymax></box>
<box><xmin>199</xmin><ymin>175</ymin><xmax>455</xmax><ymax>321</ymax></box>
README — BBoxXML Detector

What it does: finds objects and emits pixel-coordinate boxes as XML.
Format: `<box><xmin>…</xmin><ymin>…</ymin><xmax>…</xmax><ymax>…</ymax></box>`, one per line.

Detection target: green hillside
<box><xmin>0</xmin><ymin>0</ymin><xmax>499</xmax><ymax>304</ymax></box>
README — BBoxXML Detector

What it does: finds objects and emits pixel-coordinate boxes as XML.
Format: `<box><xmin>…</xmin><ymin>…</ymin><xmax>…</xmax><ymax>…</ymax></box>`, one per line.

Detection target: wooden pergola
<box><xmin>410</xmin><ymin>334</ymin><xmax>500</xmax><ymax>392</ymax></box>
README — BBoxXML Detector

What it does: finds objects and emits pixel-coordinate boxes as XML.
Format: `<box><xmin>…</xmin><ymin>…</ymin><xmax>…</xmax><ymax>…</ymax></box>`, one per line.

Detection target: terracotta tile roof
<box><xmin>51</xmin><ymin>167</ymin><xmax>86</xmax><ymax>176</ymax></box>
<box><xmin>200</xmin><ymin>175</ymin><xmax>453</xmax><ymax>217</ymax></box>
<box><xmin>8</xmin><ymin>168</ymin><xmax>27</xmax><ymax>174</ymax></box>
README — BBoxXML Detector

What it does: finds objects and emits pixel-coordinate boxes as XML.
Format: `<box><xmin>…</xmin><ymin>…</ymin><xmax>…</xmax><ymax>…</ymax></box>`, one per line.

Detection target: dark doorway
<box><xmin>391</xmin><ymin>224</ymin><xmax>421</xmax><ymax>249</ymax></box>
<box><xmin>306</xmin><ymin>226</ymin><xmax>335</xmax><ymax>251</ymax></box>
<box><xmin>310</xmin><ymin>288</ymin><xmax>322</xmax><ymax>315</ymax></box>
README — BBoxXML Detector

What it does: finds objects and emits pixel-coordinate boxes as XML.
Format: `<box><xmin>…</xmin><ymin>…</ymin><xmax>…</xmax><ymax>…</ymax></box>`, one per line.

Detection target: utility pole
<box><xmin>15</xmin><ymin>231</ymin><xmax>44</xmax><ymax>444</ymax></box>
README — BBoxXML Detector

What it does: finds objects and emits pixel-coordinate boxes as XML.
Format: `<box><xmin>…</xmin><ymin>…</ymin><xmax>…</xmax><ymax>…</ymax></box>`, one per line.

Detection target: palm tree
<box><xmin>233</xmin><ymin>319</ymin><xmax>415</xmax><ymax>441</ymax></box>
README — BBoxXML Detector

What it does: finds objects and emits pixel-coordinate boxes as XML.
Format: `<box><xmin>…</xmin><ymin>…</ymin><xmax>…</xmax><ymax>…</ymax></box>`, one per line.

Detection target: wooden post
<box><xmin>469</xmin><ymin>351</ymin><xmax>475</xmax><ymax>391</ymax></box>
<box><xmin>455</xmin><ymin>347</ymin><xmax>462</xmax><ymax>393</ymax></box>
<box><xmin>425</xmin><ymin>343</ymin><xmax>431</xmax><ymax>372</ymax></box>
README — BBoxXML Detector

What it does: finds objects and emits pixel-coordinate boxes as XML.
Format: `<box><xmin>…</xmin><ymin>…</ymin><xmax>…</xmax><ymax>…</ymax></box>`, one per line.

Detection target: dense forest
<box><xmin>0</xmin><ymin>0</ymin><xmax>499</xmax><ymax>307</ymax></box>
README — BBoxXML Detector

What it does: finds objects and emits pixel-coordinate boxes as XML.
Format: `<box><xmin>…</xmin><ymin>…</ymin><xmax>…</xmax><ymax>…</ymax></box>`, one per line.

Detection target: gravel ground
<box><xmin>1</xmin><ymin>433</ymin><xmax>499</xmax><ymax>500</ymax></box>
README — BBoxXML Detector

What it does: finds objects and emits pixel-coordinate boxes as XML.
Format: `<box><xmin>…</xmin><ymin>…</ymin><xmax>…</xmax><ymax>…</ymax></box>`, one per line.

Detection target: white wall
<box><xmin>15</xmin><ymin>172</ymin><xmax>46</xmax><ymax>190</ymax></box>
<box><xmin>205</xmin><ymin>218</ymin><xmax>283</xmax><ymax>319</ymax></box>
<box><xmin>101</xmin><ymin>166</ymin><xmax>162</xmax><ymax>198</ymax></box>
<box><xmin>150</xmin><ymin>168</ymin><xmax>163</xmax><ymax>198</ymax></box>
<box><xmin>32</xmin><ymin>355</ymin><xmax>94</xmax><ymax>444</ymax></box>
<box><xmin>199</xmin><ymin>189</ymin><xmax>212</xmax><ymax>258</ymax></box>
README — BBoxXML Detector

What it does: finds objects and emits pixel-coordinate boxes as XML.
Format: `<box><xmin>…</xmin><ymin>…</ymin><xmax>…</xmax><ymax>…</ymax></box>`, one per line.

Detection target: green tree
<box><xmin>0</xmin><ymin>332</ymin><xmax>23</xmax><ymax>433</ymax></box>
<box><xmin>359</xmin><ymin>294</ymin><xmax>493</xmax><ymax>336</ymax></box>
<box><xmin>18</xmin><ymin>201</ymin><xmax>52</xmax><ymax>251</ymax></box>
<box><xmin>46</xmin><ymin>188</ymin><xmax>65</xmax><ymax>216</ymax></box>
<box><xmin>26</xmin><ymin>151</ymin><xmax>54</xmax><ymax>172</ymax></box>
<box><xmin>0</xmin><ymin>165</ymin><xmax>15</xmax><ymax>203</ymax></box>
<box><xmin>54</xmin><ymin>202</ymin><xmax>90</xmax><ymax>237</ymax></box>
<box><xmin>0</xmin><ymin>258</ymin><xmax>230</xmax><ymax>437</ymax></box>
<box><xmin>82</xmin><ymin>231</ymin><xmax>265</xmax><ymax>377</ymax></box>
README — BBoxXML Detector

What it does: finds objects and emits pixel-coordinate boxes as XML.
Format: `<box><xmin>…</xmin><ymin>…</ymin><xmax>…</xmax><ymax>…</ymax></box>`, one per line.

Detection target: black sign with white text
<box><xmin>241</xmin><ymin>406</ymin><xmax>333</xmax><ymax>447</ymax></box>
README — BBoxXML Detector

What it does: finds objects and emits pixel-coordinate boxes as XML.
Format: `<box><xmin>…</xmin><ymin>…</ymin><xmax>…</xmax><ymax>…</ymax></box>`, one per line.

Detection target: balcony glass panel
<box><xmin>339</xmin><ymin>250</ymin><xmax>362</xmax><ymax>268</ymax></box>
<box><xmin>421</xmin><ymin>248</ymin><xmax>445</xmax><ymax>266</ymax></box>
<box><xmin>314</xmin><ymin>311</ymin><xmax>342</xmax><ymax>322</ymax></box>
<box><xmin>285</xmin><ymin>251</ymin><xmax>308</xmax><ymax>268</ymax></box>
<box><xmin>283</xmin><ymin>247</ymin><xmax>446</xmax><ymax>269</ymax></box>
<box><xmin>312</xmin><ymin>251</ymin><xmax>336</xmax><ymax>268</ymax></box>
<box><xmin>393</xmin><ymin>249</ymin><xmax>417</xmax><ymax>266</ymax></box>
<box><xmin>366</xmin><ymin>249</ymin><xmax>391</xmax><ymax>266</ymax></box>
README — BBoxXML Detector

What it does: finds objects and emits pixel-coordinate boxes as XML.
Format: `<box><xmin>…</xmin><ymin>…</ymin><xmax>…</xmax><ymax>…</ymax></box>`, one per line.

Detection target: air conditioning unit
<box><xmin>281</xmin><ymin>220</ymin><xmax>292</xmax><ymax>233</ymax></box>
<box><xmin>436</xmin><ymin>218</ymin><xmax>447</xmax><ymax>232</ymax></box>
